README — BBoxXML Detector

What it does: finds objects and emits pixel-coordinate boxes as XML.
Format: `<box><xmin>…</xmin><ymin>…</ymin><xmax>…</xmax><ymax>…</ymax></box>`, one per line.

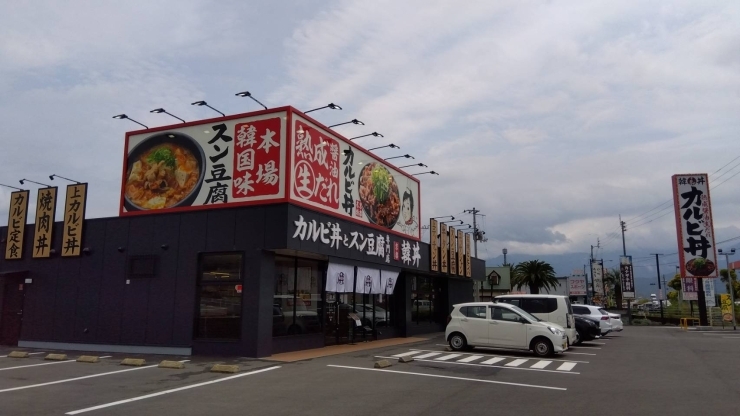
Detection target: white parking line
<box><xmin>391</xmin><ymin>351</ymin><xmax>420</xmax><ymax>358</ymax></box>
<box><xmin>723</xmin><ymin>336</ymin><xmax>740</xmax><ymax>339</ymax></box>
<box><xmin>373</xmin><ymin>356</ymin><xmax>580</xmax><ymax>375</ymax></box>
<box><xmin>414</xmin><ymin>352</ymin><xmax>443</xmax><ymax>359</ymax></box>
<box><xmin>0</xmin><ymin>360</ymin><xmax>188</xmax><ymax>393</ymax></box>
<box><xmin>505</xmin><ymin>359</ymin><xmax>528</xmax><ymax>367</ymax></box>
<box><xmin>0</xmin><ymin>356</ymin><xmax>112</xmax><ymax>372</ymax></box>
<box><xmin>435</xmin><ymin>354</ymin><xmax>462</xmax><ymax>361</ymax></box>
<box><xmin>408</xmin><ymin>349</ymin><xmax>589</xmax><ymax>363</ymax></box>
<box><xmin>328</xmin><ymin>365</ymin><xmax>566</xmax><ymax>391</ymax></box>
<box><xmin>564</xmin><ymin>352</ymin><xmax>597</xmax><ymax>356</ymax></box>
<box><xmin>530</xmin><ymin>361</ymin><xmax>552</xmax><ymax>369</ymax></box>
<box><xmin>65</xmin><ymin>366</ymin><xmax>280</xmax><ymax>415</ymax></box>
<box><xmin>557</xmin><ymin>362</ymin><xmax>577</xmax><ymax>371</ymax></box>
<box><xmin>457</xmin><ymin>355</ymin><xmax>484</xmax><ymax>363</ymax></box>
<box><xmin>584</xmin><ymin>342</ymin><xmax>606</xmax><ymax>345</ymax></box>
<box><xmin>480</xmin><ymin>357</ymin><xmax>506</xmax><ymax>365</ymax></box>
<box><xmin>572</xmin><ymin>346</ymin><xmax>601</xmax><ymax>350</ymax></box>
<box><xmin>0</xmin><ymin>352</ymin><xmax>46</xmax><ymax>358</ymax></box>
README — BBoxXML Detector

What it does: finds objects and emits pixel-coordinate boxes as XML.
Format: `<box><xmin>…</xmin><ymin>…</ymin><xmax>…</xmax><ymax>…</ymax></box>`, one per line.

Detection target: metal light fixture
<box><xmin>384</xmin><ymin>154</ymin><xmax>414</xmax><ymax>161</ymax></box>
<box><xmin>350</xmin><ymin>132</ymin><xmax>384</xmax><ymax>141</ymax></box>
<box><xmin>442</xmin><ymin>219</ymin><xmax>463</xmax><ymax>225</ymax></box>
<box><xmin>19</xmin><ymin>179</ymin><xmax>52</xmax><ymax>187</ymax></box>
<box><xmin>191</xmin><ymin>101</ymin><xmax>225</xmax><ymax>117</ymax></box>
<box><xmin>432</xmin><ymin>215</ymin><xmax>454</xmax><ymax>220</ymax></box>
<box><xmin>412</xmin><ymin>171</ymin><xmax>439</xmax><ymax>176</ymax></box>
<box><xmin>150</xmin><ymin>108</ymin><xmax>186</xmax><ymax>123</ymax></box>
<box><xmin>304</xmin><ymin>103</ymin><xmax>342</xmax><ymax>114</ymax></box>
<box><xmin>112</xmin><ymin>114</ymin><xmax>148</xmax><ymax>129</ymax></box>
<box><xmin>368</xmin><ymin>144</ymin><xmax>399</xmax><ymax>151</ymax></box>
<box><xmin>49</xmin><ymin>174</ymin><xmax>81</xmax><ymax>184</ymax></box>
<box><xmin>329</xmin><ymin>119</ymin><xmax>364</xmax><ymax>128</ymax></box>
<box><xmin>235</xmin><ymin>91</ymin><xmax>268</xmax><ymax>110</ymax></box>
<box><xmin>0</xmin><ymin>183</ymin><xmax>25</xmax><ymax>191</ymax></box>
<box><xmin>399</xmin><ymin>163</ymin><xmax>427</xmax><ymax>169</ymax></box>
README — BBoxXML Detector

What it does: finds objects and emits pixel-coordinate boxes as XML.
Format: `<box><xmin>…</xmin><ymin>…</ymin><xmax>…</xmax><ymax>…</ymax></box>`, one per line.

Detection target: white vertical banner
<box><xmin>326</xmin><ymin>263</ymin><xmax>355</xmax><ymax>293</ymax></box>
<box><xmin>381</xmin><ymin>270</ymin><xmax>400</xmax><ymax>295</ymax></box>
<box><xmin>704</xmin><ymin>278</ymin><xmax>716</xmax><ymax>307</ymax></box>
<box><xmin>591</xmin><ymin>262</ymin><xmax>604</xmax><ymax>296</ymax></box>
<box><xmin>356</xmin><ymin>267</ymin><xmax>380</xmax><ymax>294</ymax></box>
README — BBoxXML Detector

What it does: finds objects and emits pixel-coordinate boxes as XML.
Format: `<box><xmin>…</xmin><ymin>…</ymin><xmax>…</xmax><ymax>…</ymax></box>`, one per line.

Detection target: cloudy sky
<box><xmin>1</xmin><ymin>1</ymin><xmax>739</xmax><ymax>276</ymax></box>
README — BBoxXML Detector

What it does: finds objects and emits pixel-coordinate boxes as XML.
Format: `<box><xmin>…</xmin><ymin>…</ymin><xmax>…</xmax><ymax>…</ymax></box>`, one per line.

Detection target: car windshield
<box><xmin>507</xmin><ymin>305</ymin><xmax>541</xmax><ymax>322</ymax></box>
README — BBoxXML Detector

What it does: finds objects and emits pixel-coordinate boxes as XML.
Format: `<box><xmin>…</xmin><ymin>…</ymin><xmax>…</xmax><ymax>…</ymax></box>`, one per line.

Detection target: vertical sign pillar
<box><xmin>430</xmin><ymin>219</ymin><xmax>439</xmax><ymax>272</ymax></box>
<box><xmin>449</xmin><ymin>227</ymin><xmax>457</xmax><ymax>275</ymax></box>
<box><xmin>465</xmin><ymin>233</ymin><xmax>472</xmax><ymax>278</ymax></box>
<box><xmin>457</xmin><ymin>229</ymin><xmax>464</xmax><ymax>276</ymax></box>
<box><xmin>440</xmin><ymin>223</ymin><xmax>448</xmax><ymax>274</ymax></box>
<box><xmin>32</xmin><ymin>187</ymin><xmax>58</xmax><ymax>258</ymax></box>
<box><xmin>4</xmin><ymin>190</ymin><xmax>30</xmax><ymax>260</ymax></box>
<box><xmin>62</xmin><ymin>183</ymin><xmax>88</xmax><ymax>257</ymax></box>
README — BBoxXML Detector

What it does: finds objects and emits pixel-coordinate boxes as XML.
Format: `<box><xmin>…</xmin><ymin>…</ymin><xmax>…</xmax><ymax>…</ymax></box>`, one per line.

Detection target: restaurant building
<box><xmin>0</xmin><ymin>106</ymin><xmax>484</xmax><ymax>357</ymax></box>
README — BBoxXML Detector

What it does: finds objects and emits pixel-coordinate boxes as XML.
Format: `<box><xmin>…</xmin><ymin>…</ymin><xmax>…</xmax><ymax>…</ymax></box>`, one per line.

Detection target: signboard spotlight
<box><xmin>384</xmin><ymin>154</ymin><xmax>414</xmax><ymax>161</ymax></box>
<box><xmin>412</xmin><ymin>171</ymin><xmax>439</xmax><ymax>176</ymax></box>
<box><xmin>150</xmin><ymin>108</ymin><xmax>186</xmax><ymax>123</ymax></box>
<box><xmin>329</xmin><ymin>119</ymin><xmax>364</xmax><ymax>128</ymax></box>
<box><xmin>304</xmin><ymin>103</ymin><xmax>342</xmax><ymax>114</ymax></box>
<box><xmin>350</xmin><ymin>132</ymin><xmax>384</xmax><ymax>140</ymax></box>
<box><xmin>191</xmin><ymin>101</ymin><xmax>225</xmax><ymax>117</ymax></box>
<box><xmin>19</xmin><ymin>179</ymin><xmax>52</xmax><ymax>187</ymax></box>
<box><xmin>368</xmin><ymin>144</ymin><xmax>400</xmax><ymax>151</ymax></box>
<box><xmin>49</xmin><ymin>174</ymin><xmax>81</xmax><ymax>184</ymax></box>
<box><xmin>112</xmin><ymin>114</ymin><xmax>148</xmax><ymax>129</ymax></box>
<box><xmin>235</xmin><ymin>91</ymin><xmax>268</xmax><ymax>110</ymax></box>
<box><xmin>399</xmin><ymin>163</ymin><xmax>427</xmax><ymax>169</ymax></box>
<box><xmin>0</xmin><ymin>183</ymin><xmax>25</xmax><ymax>191</ymax></box>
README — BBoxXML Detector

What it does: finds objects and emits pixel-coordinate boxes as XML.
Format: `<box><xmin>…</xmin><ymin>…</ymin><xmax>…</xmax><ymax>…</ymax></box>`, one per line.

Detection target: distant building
<box><xmin>475</xmin><ymin>267</ymin><xmax>512</xmax><ymax>301</ymax></box>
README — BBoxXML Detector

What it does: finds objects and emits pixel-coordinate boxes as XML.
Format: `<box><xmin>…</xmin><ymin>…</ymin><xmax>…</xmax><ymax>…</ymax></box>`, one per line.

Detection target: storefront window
<box><xmin>273</xmin><ymin>256</ymin><xmax>322</xmax><ymax>337</ymax></box>
<box><xmin>411</xmin><ymin>275</ymin><xmax>436</xmax><ymax>324</ymax></box>
<box><xmin>195</xmin><ymin>253</ymin><xmax>243</xmax><ymax>340</ymax></box>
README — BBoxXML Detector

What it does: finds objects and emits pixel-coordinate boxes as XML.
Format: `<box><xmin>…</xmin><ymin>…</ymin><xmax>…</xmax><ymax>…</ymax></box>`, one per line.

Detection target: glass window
<box><xmin>195</xmin><ymin>253</ymin><xmax>243</xmax><ymax>340</ymax></box>
<box><xmin>273</xmin><ymin>256</ymin><xmax>322</xmax><ymax>337</ymax></box>
<box><xmin>491</xmin><ymin>307</ymin><xmax>523</xmax><ymax>323</ymax></box>
<box><xmin>498</xmin><ymin>298</ymin><xmax>520</xmax><ymax>307</ymax></box>
<box><xmin>573</xmin><ymin>306</ymin><xmax>588</xmax><ymax>315</ymax></box>
<box><xmin>462</xmin><ymin>306</ymin><xmax>486</xmax><ymax>319</ymax></box>
<box><xmin>411</xmin><ymin>276</ymin><xmax>436</xmax><ymax>324</ymax></box>
<box><xmin>521</xmin><ymin>298</ymin><xmax>556</xmax><ymax>314</ymax></box>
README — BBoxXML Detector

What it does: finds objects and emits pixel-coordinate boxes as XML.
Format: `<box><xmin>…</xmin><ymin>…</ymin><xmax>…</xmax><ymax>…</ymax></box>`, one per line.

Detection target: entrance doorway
<box><xmin>323</xmin><ymin>292</ymin><xmax>395</xmax><ymax>345</ymax></box>
<box><xmin>0</xmin><ymin>277</ymin><xmax>26</xmax><ymax>345</ymax></box>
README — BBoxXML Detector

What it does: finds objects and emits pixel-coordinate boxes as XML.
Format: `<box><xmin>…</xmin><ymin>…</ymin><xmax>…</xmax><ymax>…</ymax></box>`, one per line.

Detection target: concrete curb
<box><xmin>7</xmin><ymin>351</ymin><xmax>29</xmax><ymax>358</ymax></box>
<box><xmin>44</xmin><ymin>353</ymin><xmax>67</xmax><ymax>361</ymax></box>
<box><xmin>76</xmin><ymin>355</ymin><xmax>100</xmax><ymax>363</ymax></box>
<box><xmin>120</xmin><ymin>358</ymin><xmax>146</xmax><ymax>366</ymax></box>
<box><xmin>158</xmin><ymin>360</ymin><xmax>185</xmax><ymax>369</ymax></box>
<box><xmin>211</xmin><ymin>364</ymin><xmax>239</xmax><ymax>373</ymax></box>
<box><xmin>398</xmin><ymin>356</ymin><xmax>414</xmax><ymax>363</ymax></box>
<box><xmin>374</xmin><ymin>359</ymin><xmax>392</xmax><ymax>368</ymax></box>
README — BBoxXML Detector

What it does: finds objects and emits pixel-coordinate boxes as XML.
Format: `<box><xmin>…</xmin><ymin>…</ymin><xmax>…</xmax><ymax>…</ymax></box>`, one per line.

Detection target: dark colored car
<box><xmin>574</xmin><ymin>315</ymin><xmax>601</xmax><ymax>345</ymax></box>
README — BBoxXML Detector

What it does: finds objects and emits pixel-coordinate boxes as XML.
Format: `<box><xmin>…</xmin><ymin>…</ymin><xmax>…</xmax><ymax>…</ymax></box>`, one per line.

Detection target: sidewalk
<box><xmin>265</xmin><ymin>337</ymin><xmax>428</xmax><ymax>362</ymax></box>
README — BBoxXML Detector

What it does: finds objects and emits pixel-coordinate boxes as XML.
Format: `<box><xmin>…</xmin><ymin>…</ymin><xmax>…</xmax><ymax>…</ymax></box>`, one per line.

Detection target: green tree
<box><xmin>512</xmin><ymin>260</ymin><xmax>558</xmax><ymax>294</ymax></box>
<box><xmin>720</xmin><ymin>268</ymin><xmax>739</xmax><ymax>299</ymax></box>
<box><xmin>667</xmin><ymin>274</ymin><xmax>682</xmax><ymax>292</ymax></box>
<box><xmin>603</xmin><ymin>268</ymin><xmax>622</xmax><ymax>307</ymax></box>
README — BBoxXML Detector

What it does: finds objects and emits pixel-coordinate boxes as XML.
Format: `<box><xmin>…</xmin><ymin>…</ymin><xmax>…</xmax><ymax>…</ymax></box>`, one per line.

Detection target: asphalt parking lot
<box><xmin>1</xmin><ymin>327</ymin><xmax>740</xmax><ymax>416</ymax></box>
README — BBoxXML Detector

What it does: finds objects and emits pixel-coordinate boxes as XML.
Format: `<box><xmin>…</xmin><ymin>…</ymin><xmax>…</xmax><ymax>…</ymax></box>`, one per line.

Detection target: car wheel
<box><xmin>532</xmin><ymin>338</ymin><xmax>554</xmax><ymax>357</ymax></box>
<box><xmin>448</xmin><ymin>333</ymin><xmax>467</xmax><ymax>351</ymax></box>
<box><xmin>574</xmin><ymin>330</ymin><xmax>582</xmax><ymax>345</ymax></box>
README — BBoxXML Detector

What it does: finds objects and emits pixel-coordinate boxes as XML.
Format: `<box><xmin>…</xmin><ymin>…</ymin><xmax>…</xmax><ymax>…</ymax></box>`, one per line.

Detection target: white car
<box><xmin>494</xmin><ymin>294</ymin><xmax>577</xmax><ymax>347</ymax></box>
<box><xmin>572</xmin><ymin>305</ymin><xmax>612</xmax><ymax>335</ymax></box>
<box><xmin>445</xmin><ymin>302</ymin><xmax>568</xmax><ymax>357</ymax></box>
<box><xmin>607</xmin><ymin>312</ymin><xmax>623</xmax><ymax>332</ymax></box>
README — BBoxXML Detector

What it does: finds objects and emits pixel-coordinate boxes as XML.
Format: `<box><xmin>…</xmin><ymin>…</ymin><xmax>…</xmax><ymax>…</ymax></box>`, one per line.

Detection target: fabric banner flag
<box><xmin>592</xmin><ymin>262</ymin><xmax>604</xmax><ymax>296</ymax></box>
<box><xmin>620</xmin><ymin>256</ymin><xmax>635</xmax><ymax>299</ymax></box>
<box><xmin>704</xmin><ymin>278</ymin><xmax>716</xmax><ymax>307</ymax></box>
<box><xmin>381</xmin><ymin>270</ymin><xmax>400</xmax><ymax>295</ymax></box>
<box><xmin>357</xmin><ymin>266</ymin><xmax>381</xmax><ymax>294</ymax></box>
<box><xmin>326</xmin><ymin>263</ymin><xmax>355</xmax><ymax>293</ymax></box>
<box><xmin>449</xmin><ymin>227</ymin><xmax>457</xmax><ymax>275</ymax></box>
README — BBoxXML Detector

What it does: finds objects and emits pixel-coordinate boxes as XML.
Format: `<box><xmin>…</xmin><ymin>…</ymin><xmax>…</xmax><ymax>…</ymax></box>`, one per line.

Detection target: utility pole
<box><xmin>718</xmin><ymin>248</ymin><xmax>736</xmax><ymax>331</ymax></box>
<box><xmin>620</xmin><ymin>215</ymin><xmax>627</xmax><ymax>256</ymax></box>
<box><xmin>652</xmin><ymin>254</ymin><xmax>664</xmax><ymax>324</ymax></box>
<box><xmin>464</xmin><ymin>208</ymin><xmax>485</xmax><ymax>258</ymax></box>
<box><xmin>589</xmin><ymin>239</ymin><xmax>600</xmax><ymax>305</ymax></box>
<box><xmin>620</xmin><ymin>215</ymin><xmax>631</xmax><ymax>320</ymax></box>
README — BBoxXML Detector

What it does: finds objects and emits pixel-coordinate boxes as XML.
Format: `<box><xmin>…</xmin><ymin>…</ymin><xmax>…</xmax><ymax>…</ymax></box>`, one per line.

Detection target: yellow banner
<box><xmin>457</xmin><ymin>229</ymin><xmax>464</xmax><ymax>276</ymax></box>
<box><xmin>449</xmin><ymin>227</ymin><xmax>457</xmax><ymax>275</ymax></box>
<box><xmin>62</xmin><ymin>183</ymin><xmax>87</xmax><ymax>257</ymax></box>
<box><xmin>430</xmin><ymin>219</ymin><xmax>438</xmax><ymax>272</ymax></box>
<box><xmin>4</xmin><ymin>190</ymin><xmax>30</xmax><ymax>260</ymax></box>
<box><xmin>720</xmin><ymin>294</ymin><xmax>733</xmax><ymax>322</ymax></box>
<box><xmin>465</xmin><ymin>234</ymin><xmax>472</xmax><ymax>277</ymax></box>
<box><xmin>440</xmin><ymin>223</ymin><xmax>448</xmax><ymax>273</ymax></box>
<box><xmin>32</xmin><ymin>187</ymin><xmax>58</xmax><ymax>258</ymax></box>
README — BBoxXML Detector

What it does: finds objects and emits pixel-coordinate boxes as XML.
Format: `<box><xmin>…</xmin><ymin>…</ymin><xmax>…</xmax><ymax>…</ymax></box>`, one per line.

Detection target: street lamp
<box><xmin>112</xmin><ymin>114</ymin><xmax>148</xmax><ymax>129</ymax></box>
<box><xmin>191</xmin><ymin>101</ymin><xmax>225</xmax><ymax>117</ymax></box>
<box><xmin>718</xmin><ymin>248</ymin><xmax>737</xmax><ymax>330</ymax></box>
<box><xmin>150</xmin><ymin>108</ymin><xmax>186</xmax><ymax>123</ymax></box>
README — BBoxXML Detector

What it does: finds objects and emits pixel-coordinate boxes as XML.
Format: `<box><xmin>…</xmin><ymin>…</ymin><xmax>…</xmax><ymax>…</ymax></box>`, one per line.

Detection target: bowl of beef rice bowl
<box><xmin>124</xmin><ymin>131</ymin><xmax>206</xmax><ymax>211</ymax></box>
<box><xmin>357</xmin><ymin>162</ymin><xmax>401</xmax><ymax>229</ymax></box>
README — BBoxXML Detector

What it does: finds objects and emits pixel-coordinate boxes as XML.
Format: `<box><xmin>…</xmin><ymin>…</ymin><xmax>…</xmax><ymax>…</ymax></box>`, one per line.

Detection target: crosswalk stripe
<box><xmin>435</xmin><ymin>354</ymin><xmax>462</xmax><ymax>361</ymax></box>
<box><xmin>392</xmin><ymin>351</ymin><xmax>421</xmax><ymax>358</ymax></box>
<box><xmin>505</xmin><ymin>359</ymin><xmax>528</xmax><ymax>367</ymax></box>
<box><xmin>557</xmin><ymin>362</ymin><xmax>577</xmax><ymax>371</ymax></box>
<box><xmin>414</xmin><ymin>352</ymin><xmax>443</xmax><ymax>359</ymax></box>
<box><xmin>480</xmin><ymin>357</ymin><xmax>506</xmax><ymax>365</ymax></box>
<box><xmin>457</xmin><ymin>355</ymin><xmax>484</xmax><ymax>363</ymax></box>
<box><xmin>530</xmin><ymin>360</ymin><xmax>552</xmax><ymax>369</ymax></box>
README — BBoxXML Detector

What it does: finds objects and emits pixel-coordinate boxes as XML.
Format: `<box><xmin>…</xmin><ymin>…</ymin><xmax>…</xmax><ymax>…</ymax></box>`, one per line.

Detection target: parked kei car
<box><xmin>574</xmin><ymin>315</ymin><xmax>601</xmax><ymax>344</ymax></box>
<box><xmin>572</xmin><ymin>304</ymin><xmax>612</xmax><ymax>335</ymax></box>
<box><xmin>445</xmin><ymin>302</ymin><xmax>568</xmax><ymax>357</ymax></box>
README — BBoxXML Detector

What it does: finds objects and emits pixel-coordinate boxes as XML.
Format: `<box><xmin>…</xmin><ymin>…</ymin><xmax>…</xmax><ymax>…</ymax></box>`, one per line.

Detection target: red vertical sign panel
<box><xmin>232</xmin><ymin>117</ymin><xmax>282</xmax><ymax>199</ymax></box>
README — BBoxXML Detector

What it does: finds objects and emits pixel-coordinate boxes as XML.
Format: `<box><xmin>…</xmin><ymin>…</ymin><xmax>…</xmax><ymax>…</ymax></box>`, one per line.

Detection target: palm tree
<box><xmin>512</xmin><ymin>260</ymin><xmax>558</xmax><ymax>294</ymax></box>
<box><xmin>603</xmin><ymin>268</ymin><xmax>622</xmax><ymax>308</ymax></box>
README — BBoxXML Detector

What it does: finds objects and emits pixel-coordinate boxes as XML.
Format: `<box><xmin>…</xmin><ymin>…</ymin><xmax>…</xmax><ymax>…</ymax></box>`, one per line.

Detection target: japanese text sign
<box><xmin>449</xmin><ymin>226</ymin><xmax>457</xmax><ymax>275</ymax></box>
<box><xmin>568</xmin><ymin>270</ymin><xmax>587</xmax><ymax>296</ymax></box>
<box><xmin>121</xmin><ymin>111</ymin><xmax>287</xmax><ymax>215</ymax></box>
<box><xmin>592</xmin><ymin>262</ymin><xmax>604</xmax><ymax>296</ymax></box>
<box><xmin>465</xmin><ymin>233</ymin><xmax>472</xmax><ymax>277</ymax></box>
<box><xmin>289</xmin><ymin>114</ymin><xmax>420</xmax><ymax>240</ymax></box>
<box><xmin>62</xmin><ymin>183</ymin><xmax>87</xmax><ymax>257</ymax></box>
<box><xmin>440</xmin><ymin>223</ymin><xmax>448</xmax><ymax>273</ymax></box>
<box><xmin>457</xmin><ymin>229</ymin><xmax>465</xmax><ymax>277</ymax></box>
<box><xmin>4</xmin><ymin>190</ymin><xmax>29</xmax><ymax>260</ymax></box>
<box><xmin>620</xmin><ymin>256</ymin><xmax>635</xmax><ymax>299</ymax></box>
<box><xmin>430</xmin><ymin>219</ymin><xmax>439</xmax><ymax>272</ymax></box>
<box><xmin>32</xmin><ymin>187</ymin><xmax>58</xmax><ymax>258</ymax></box>
<box><xmin>672</xmin><ymin>174</ymin><xmax>718</xmax><ymax>278</ymax></box>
